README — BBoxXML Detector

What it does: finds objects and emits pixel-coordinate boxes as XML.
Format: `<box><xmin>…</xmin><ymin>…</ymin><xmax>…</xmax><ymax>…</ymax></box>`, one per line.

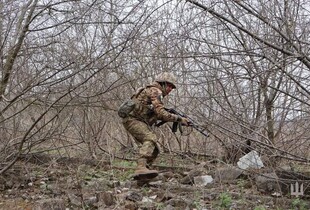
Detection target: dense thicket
<box><xmin>1</xmin><ymin>0</ymin><xmax>310</xmax><ymax>173</ymax></box>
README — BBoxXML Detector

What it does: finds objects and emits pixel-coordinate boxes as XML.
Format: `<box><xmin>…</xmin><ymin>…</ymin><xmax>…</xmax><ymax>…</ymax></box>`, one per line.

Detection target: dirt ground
<box><xmin>0</xmin><ymin>153</ymin><xmax>309</xmax><ymax>210</ymax></box>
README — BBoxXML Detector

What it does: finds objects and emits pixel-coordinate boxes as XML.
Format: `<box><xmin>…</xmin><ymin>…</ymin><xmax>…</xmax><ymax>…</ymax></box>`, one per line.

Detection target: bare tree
<box><xmin>181</xmin><ymin>0</ymin><xmax>310</xmax><ymax>163</ymax></box>
<box><xmin>0</xmin><ymin>0</ymin><xmax>150</xmax><ymax>173</ymax></box>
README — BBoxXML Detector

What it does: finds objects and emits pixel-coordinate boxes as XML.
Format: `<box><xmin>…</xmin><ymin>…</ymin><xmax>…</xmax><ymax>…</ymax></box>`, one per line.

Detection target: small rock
<box><xmin>255</xmin><ymin>172</ymin><xmax>281</xmax><ymax>193</ymax></box>
<box><xmin>126</xmin><ymin>191</ymin><xmax>143</xmax><ymax>202</ymax></box>
<box><xmin>67</xmin><ymin>193</ymin><xmax>82</xmax><ymax>207</ymax></box>
<box><xmin>97</xmin><ymin>191</ymin><xmax>115</xmax><ymax>206</ymax></box>
<box><xmin>211</xmin><ymin>166</ymin><xmax>243</xmax><ymax>183</ymax></box>
<box><xmin>33</xmin><ymin>198</ymin><xmax>65</xmax><ymax>210</ymax></box>
<box><xmin>161</xmin><ymin>171</ymin><xmax>175</xmax><ymax>179</ymax></box>
<box><xmin>163</xmin><ymin>204</ymin><xmax>176</xmax><ymax>210</ymax></box>
<box><xmin>149</xmin><ymin>180</ymin><xmax>163</xmax><ymax>187</ymax></box>
<box><xmin>142</xmin><ymin>196</ymin><xmax>153</xmax><ymax>203</ymax></box>
<box><xmin>84</xmin><ymin>196</ymin><xmax>98</xmax><ymax>206</ymax></box>
<box><xmin>108</xmin><ymin>180</ymin><xmax>120</xmax><ymax>188</ymax></box>
<box><xmin>83</xmin><ymin>178</ymin><xmax>110</xmax><ymax>191</ymax></box>
<box><xmin>165</xmin><ymin>198</ymin><xmax>190</xmax><ymax>209</ymax></box>
<box><xmin>180</xmin><ymin>168</ymin><xmax>204</xmax><ymax>184</ymax></box>
<box><xmin>194</xmin><ymin>175</ymin><xmax>213</xmax><ymax>187</ymax></box>
<box><xmin>125</xmin><ymin>201</ymin><xmax>138</xmax><ymax>210</ymax></box>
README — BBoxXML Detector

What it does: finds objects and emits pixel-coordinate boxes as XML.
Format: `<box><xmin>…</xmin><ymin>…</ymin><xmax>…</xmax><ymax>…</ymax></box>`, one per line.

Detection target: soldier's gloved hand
<box><xmin>181</xmin><ymin>117</ymin><xmax>190</xmax><ymax>126</ymax></box>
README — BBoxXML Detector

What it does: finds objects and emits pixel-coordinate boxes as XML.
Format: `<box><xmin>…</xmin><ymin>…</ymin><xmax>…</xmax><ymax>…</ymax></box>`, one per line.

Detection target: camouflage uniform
<box><xmin>122</xmin><ymin>82</ymin><xmax>182</xmax><ymax>166</ymax></box>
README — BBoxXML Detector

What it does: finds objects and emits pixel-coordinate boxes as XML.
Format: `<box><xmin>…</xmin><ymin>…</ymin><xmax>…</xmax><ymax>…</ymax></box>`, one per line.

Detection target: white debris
<box><xmin>194</xmin><ymin>175</ymin><xmax>213</xmax><ymax>187</ymax></box>
<box><xmin>237</xmin><ymin>150</ymin><xmax>264</xmax><ymax>170</ymax></box>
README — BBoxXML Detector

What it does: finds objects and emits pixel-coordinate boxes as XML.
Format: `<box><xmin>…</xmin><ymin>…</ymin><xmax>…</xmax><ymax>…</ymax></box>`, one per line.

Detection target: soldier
<box><xmin>121</xmin><ymin>72</ymin><xmax>190</xmax><ymax>179</ymax></box>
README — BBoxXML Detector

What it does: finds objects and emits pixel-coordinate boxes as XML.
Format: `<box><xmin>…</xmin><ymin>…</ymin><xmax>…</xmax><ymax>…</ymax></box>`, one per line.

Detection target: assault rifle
<box><xmin>156</xmin><ymin>108</ymin><xmax>209</xmax><ymax>138</ymax></box>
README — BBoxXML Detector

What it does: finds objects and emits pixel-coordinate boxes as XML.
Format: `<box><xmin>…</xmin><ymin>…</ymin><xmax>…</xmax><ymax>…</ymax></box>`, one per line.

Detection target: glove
<box><xmin>181</xmin><ymin>117</ymin><xmax>190</xmax><ymax>126</ymax></box>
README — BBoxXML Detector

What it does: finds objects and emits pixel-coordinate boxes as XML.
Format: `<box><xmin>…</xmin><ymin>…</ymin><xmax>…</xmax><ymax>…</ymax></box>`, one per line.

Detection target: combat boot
<box><xmin>133</xmin><ymin>158</ymin><xmax>158</xmax><ymax>180</ymax></box>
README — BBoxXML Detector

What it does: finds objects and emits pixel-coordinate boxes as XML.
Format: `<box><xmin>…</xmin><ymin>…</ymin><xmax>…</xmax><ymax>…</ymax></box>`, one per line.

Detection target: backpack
<box><xmin>118</xmin><ymin>87</ymin><xmax>144</xmax><ymax>118</ymax></box>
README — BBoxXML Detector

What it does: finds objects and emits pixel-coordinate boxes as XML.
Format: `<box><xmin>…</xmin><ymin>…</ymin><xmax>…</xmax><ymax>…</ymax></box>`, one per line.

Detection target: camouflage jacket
<box><xmin>130</xmin><ymin>82</ymin><xmax>181</xmax><ymax>125</ymax></box>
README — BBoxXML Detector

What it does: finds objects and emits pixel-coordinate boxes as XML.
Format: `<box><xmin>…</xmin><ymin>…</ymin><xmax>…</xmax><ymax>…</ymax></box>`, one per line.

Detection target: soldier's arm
<box><xmin>149</xmin><ymin>87</ymin><xmax>181</xmax><ymax>122</ymax></box>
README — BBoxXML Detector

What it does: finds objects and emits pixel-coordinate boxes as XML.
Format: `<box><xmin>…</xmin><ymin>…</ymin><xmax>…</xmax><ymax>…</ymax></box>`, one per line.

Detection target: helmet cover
<box><xmin>155</xmin><ymin>72</ymin><xmax>176</xmax><ymax>88</ymax></box>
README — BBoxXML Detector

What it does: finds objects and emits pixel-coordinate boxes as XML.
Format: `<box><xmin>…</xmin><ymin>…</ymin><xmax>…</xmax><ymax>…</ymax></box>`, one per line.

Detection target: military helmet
<box><xmin>155</xmin><ymin>72</ymin><xmax>176</xmax><ymax>88</ymax></box>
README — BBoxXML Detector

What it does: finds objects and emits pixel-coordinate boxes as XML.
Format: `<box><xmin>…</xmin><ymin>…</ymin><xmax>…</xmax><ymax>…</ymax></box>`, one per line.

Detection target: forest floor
<box><xmin>0</xmin><ymin>152</ymin><xmax>309</xmax><ymax>210</ymax></box>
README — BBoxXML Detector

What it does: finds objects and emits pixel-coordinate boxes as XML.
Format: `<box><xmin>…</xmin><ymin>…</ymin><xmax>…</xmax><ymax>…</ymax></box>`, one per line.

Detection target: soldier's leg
<box><xmin>123</xmin><ymin>118</ymin><xmax>158</xmax><ymax>155</ymax></box>
<box><xmin>122</xmin><ymin>118</ymin><xmax>159</xmax><ymax>178</ymax></box>
<box><xmin>140</xmin><ymin>140</ymin><xmax>159</xmax><ymax>168</ymax></box>
<box><xmin>142</xmin><ymin>143</ymin><xmax>159</xmax><ymax>168</ymax></box>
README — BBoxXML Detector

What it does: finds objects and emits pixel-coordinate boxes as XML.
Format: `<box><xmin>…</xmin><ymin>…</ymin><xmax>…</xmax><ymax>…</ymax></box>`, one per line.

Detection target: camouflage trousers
<box><xmin>122</xmin><ymin>117</ymin><xmax>159</xmax><ymax>165</ymax></box>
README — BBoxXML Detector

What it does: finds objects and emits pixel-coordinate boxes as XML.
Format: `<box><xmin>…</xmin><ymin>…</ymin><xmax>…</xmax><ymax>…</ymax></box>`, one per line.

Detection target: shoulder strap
<box><xmin>130</xmin><ymin>84</ymin><xmax>159</xmax><ymax>99</ymax></box>
<box><xmin>130</xmin><ymin>87</ymin><xmax>145</xmax><ymax>99</ymax></box>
